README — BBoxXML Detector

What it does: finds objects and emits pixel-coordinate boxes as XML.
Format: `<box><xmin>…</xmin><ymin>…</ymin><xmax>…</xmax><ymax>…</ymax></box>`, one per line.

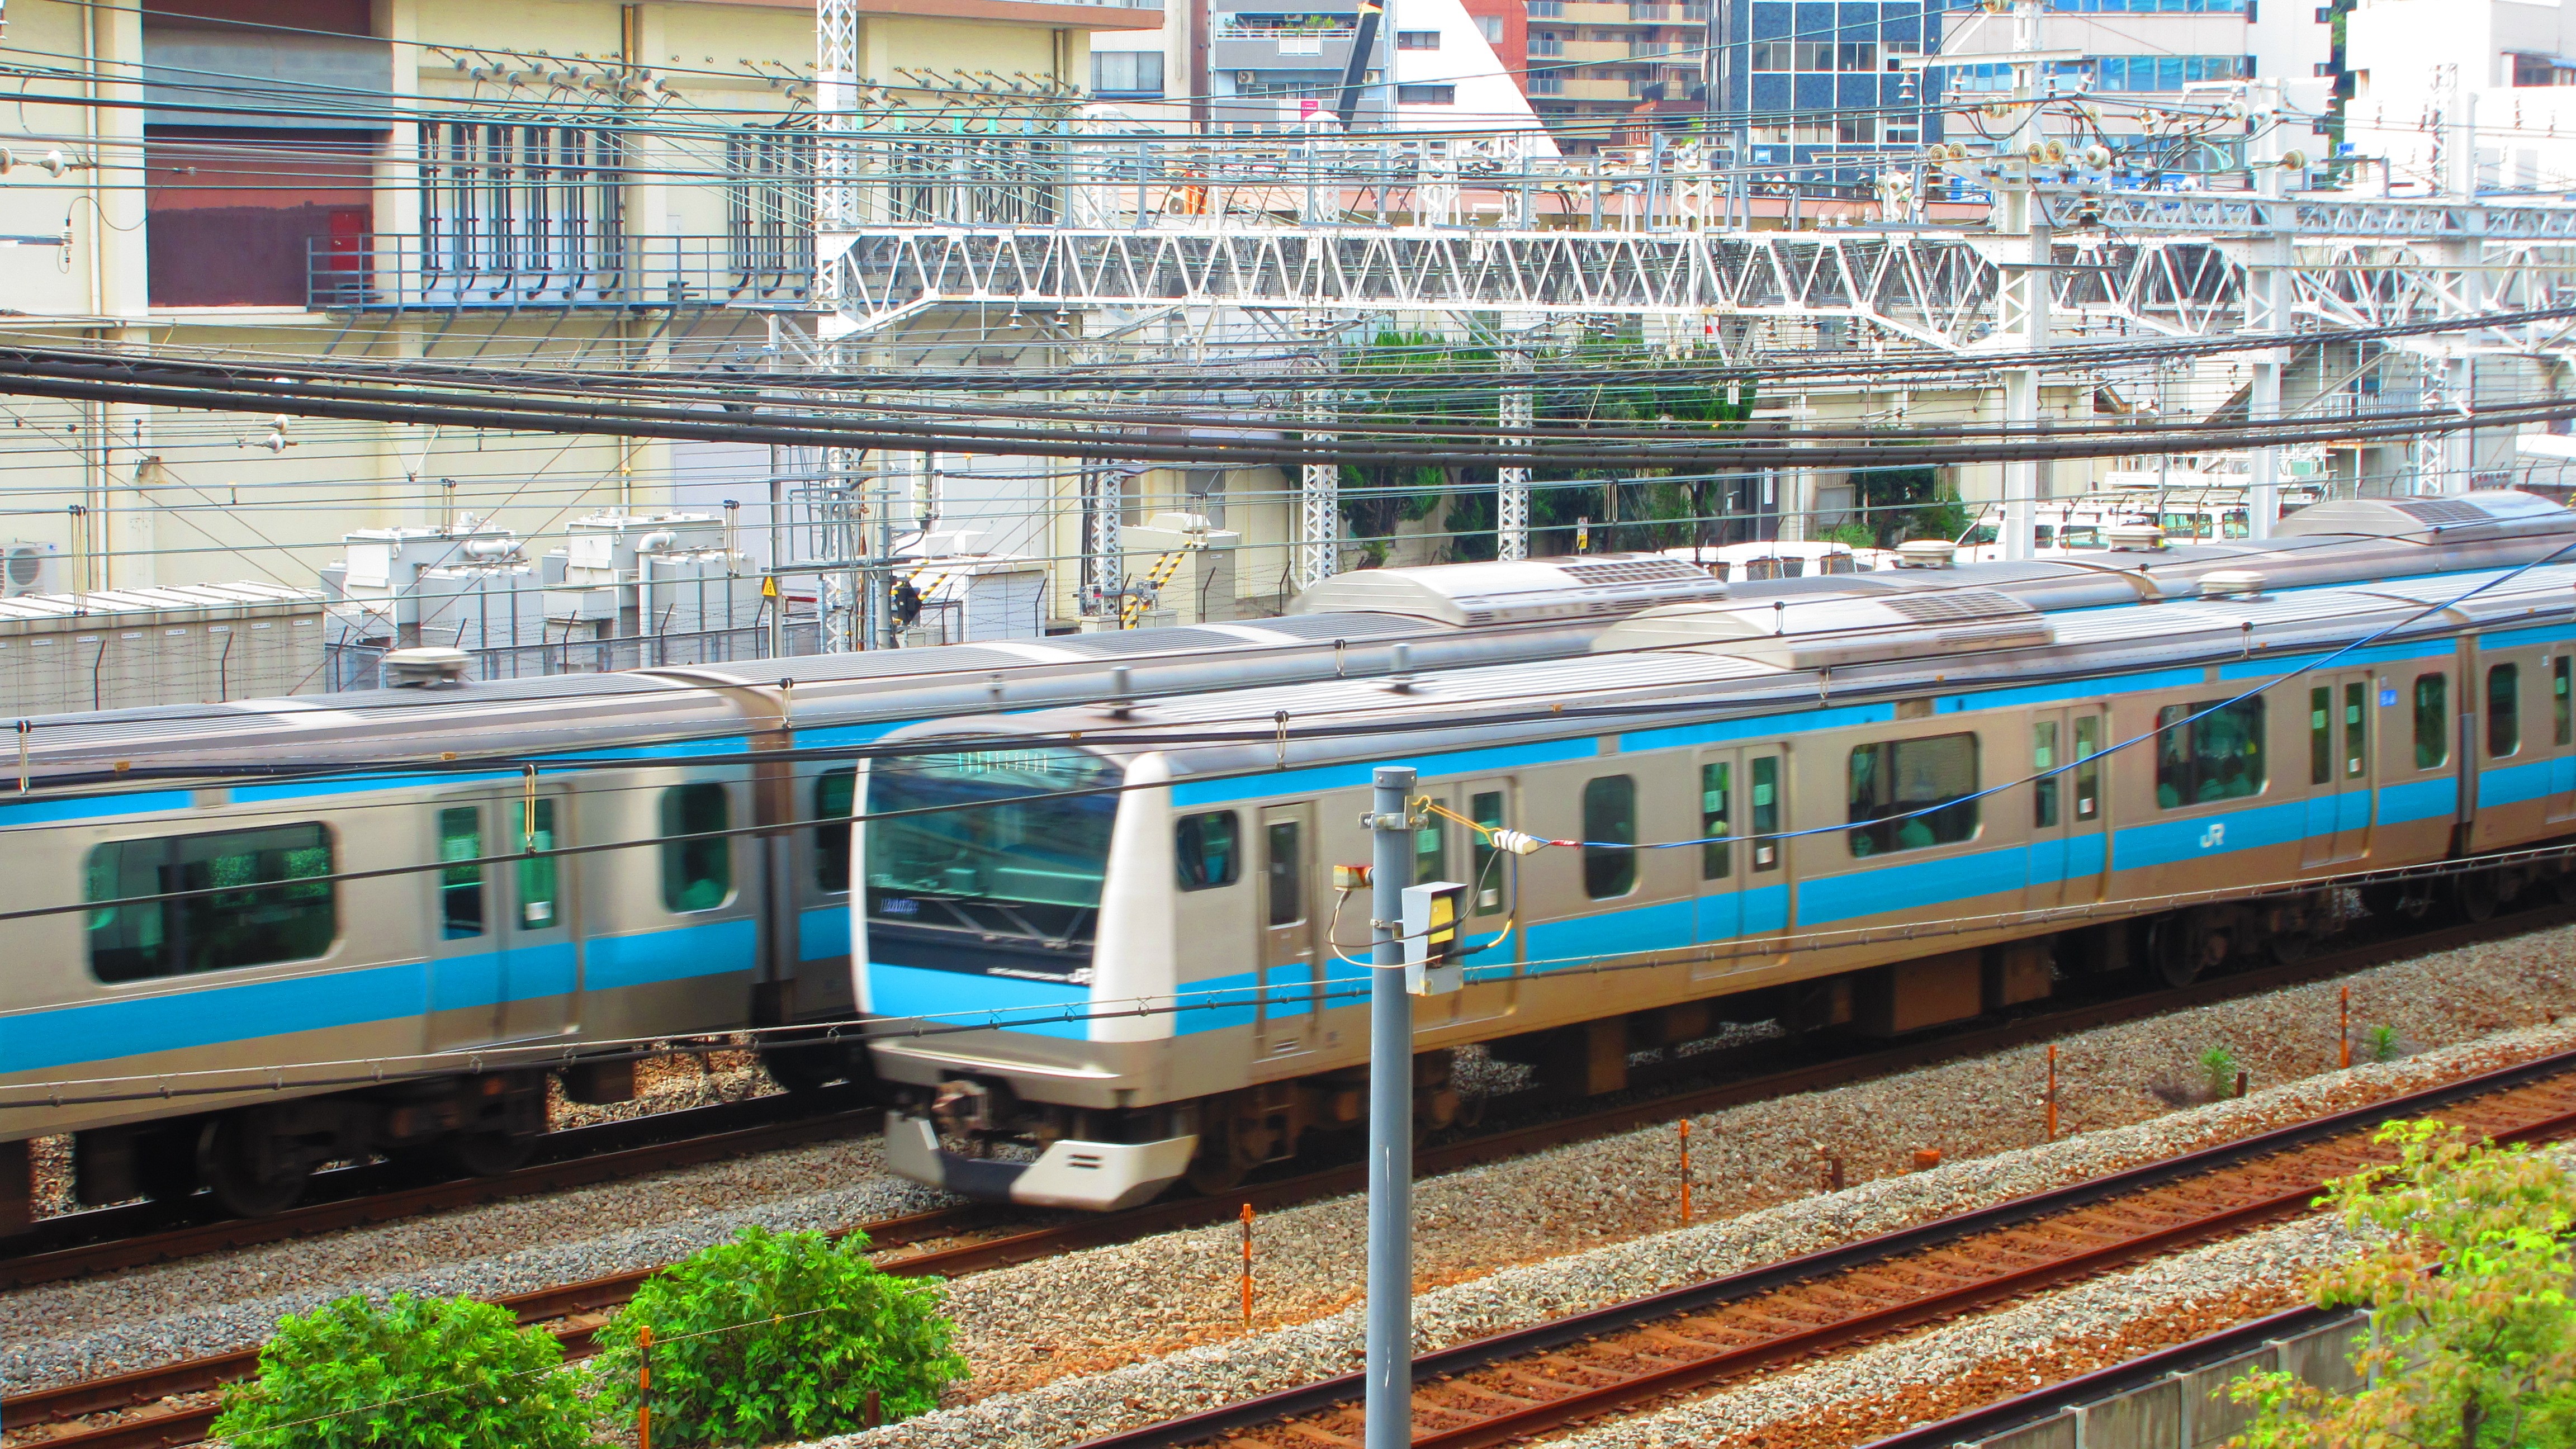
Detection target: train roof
<box><xmin>917</xmin><ymin>553</ymin><xmax>2576</xmax><ymax>791</ymax></box>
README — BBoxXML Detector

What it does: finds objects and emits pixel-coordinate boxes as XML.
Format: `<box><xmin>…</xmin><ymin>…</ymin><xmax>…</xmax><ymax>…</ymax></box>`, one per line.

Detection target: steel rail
<box><xmin>8</xmin><ymin>901</ymin><xmax>2569</xmax><ymax>1449</ymax></box>
<box><xmin>1063</xmin><ymin>1045</ymin><xmax>2576</xmax><ymax>1449</ymax></box>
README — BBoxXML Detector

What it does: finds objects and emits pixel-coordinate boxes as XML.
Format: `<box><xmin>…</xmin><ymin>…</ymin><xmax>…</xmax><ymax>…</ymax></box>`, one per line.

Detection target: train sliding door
<box><xmin>2302</xmin><ymin>674</ymin><xmax>2375</xmax><ymax>868</ymax></box>
<box><xmin>1427</xmin><ymin>778</ymin><xmax>1521</xmax><ymax>1029</ymax></box>
<box><xmin>1254</xmin><ymin>803</ymin><xmax>1320</xmax><ymax>1059</ymax></box>
<box><xmin>2027</xmin><ymin>709</ymin><xmax>2109</xmax><ymax>912</ymax></box>
<box><xmin>1692</xmin><ymin>744</ymin><xmax>1787</xmax><ymax>979</ymax></box>
<box><xmin>428</xmin><ymin>792</ymin><xmax>580</xmax><ymax>1052</ymax></box>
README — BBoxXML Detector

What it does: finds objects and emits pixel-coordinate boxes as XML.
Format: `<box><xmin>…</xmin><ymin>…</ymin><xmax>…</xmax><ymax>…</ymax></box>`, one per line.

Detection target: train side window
<box><xmin>1848</xmin><ymin>732</ymin><xmax>1978</xmax><ymax>856</ymax></box>
<box><xmin>1264</xmin><ymin>822</ymin><xmax>1303</xmax><ymax>926</ymax></box>
<box><xmin>517</xmin><ymin>798</ymin><xmax>561</xmax><ymax>929</ymax></box>
<box><xmin>2154</xmin><ymin>699</ymin><xmax>2266</xmax><ymax>807</ymax></box>
<box><xmin>438</xmin><ymin>806</ymin><xmax>485</xmax><ymax>939</ymax></box>
<box><xmin>86</xmin><ymin>823</ymin><xmax>336</xmax><ymax>983</ymax></box>
<box><xmin>1749</xmin><ymin>756</ymin><xmax>1782</xmax><ymax>871</ymax></box>
<box><xmin>659</xmin><ymin>783</ymin><xmax>734</xmax><ymax>913</ymax></box>
<box><xmin>2413</xmin><ymin>674</ymin><xmax>2449</xmax><ymax>769</ymax></box>
<box><xmin>1700</xmin><ymin>762</ymin><xmax>1731</xmax><ymax>879</ymax></box>
<box><xmin>813</xmin><ymin>768</ymin><xmax>856</xmax><ymax>893</ymax></box>
<box><xmin>2343</xmin><ymin>683</ymin><xmax>2367</xmax><ymax>778</ymax></box>
<box><xmin>2073</xmin><ymin>716</ymin><xmax>2101</xmax><ymax>818</ymax></box>
<box><xmin>1580</xmin><ymin>775</ymin><xmax>1637</xmax><ymax>899</ymax></box>
<box><xmin>1470</xmin><ymin>791</ymin><xmax>1507</xmax><ymax>914</ymax></box>
<box><xmin>2488</xmin><ymin>664</ymin><xmax>2521</xmax><ymax>758</ymax></box>
<box><xmin>2308</xmin><ymin>687</ymin><xmax>2332</xmax><ymax>787</ymax></box>
<box><xmin>1414</xmin><ymin>798</ymin><xmax>1448</xmax><ymax>886</ymax></box>
<box><xmin>1175</xmin><ymin>811</ymin><xmax>1240</xmax><ymax>890</ymax></box>
<box><xmin>2558</xmin><ymin>657</ymin><xmax>2573</xmax><ymax>747</ymax></box>
<box><xmin>2034</xmin><ymin>721</ymin><xmax>2061</xmax><ymax>827</ymax></box>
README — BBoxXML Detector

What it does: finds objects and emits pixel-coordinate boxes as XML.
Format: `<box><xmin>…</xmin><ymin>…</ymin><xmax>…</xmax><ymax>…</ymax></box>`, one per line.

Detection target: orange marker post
<box><xmin>1678</xmin><ymin>1120</ymin><xmax>1693</xmax><ymax>1223</ymax></box>
<box><xmin>636</xmin><ymin>1323</ymin><xmax>652</xmax><ymax>1449</ymax></box>
<box><xmin>2340</xmin><ymin>986</ymin><xmax>2352</xmax><ymax>1069</ymax></box>
<box><xmin>1239</xmin><ymin>1202</ymin><xmax>1255</xmax><ymax>1328</ymax></box>
<box><xmin>2045</xmin><ymin>1044</ymin><xmax>2059</xmax><ymax>1143</ymax></box>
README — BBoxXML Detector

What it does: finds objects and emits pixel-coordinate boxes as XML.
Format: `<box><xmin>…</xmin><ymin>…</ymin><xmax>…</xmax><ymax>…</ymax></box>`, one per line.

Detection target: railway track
<box><xmin>1073</xmin><ymin>1045</ymin><xmax>2576</xmax><ymax>1449</ymax></box>
<box><xmin>6</xmin><ymin>901</ymin><xmax>2570</xmax><ymax>1449</ymax></box>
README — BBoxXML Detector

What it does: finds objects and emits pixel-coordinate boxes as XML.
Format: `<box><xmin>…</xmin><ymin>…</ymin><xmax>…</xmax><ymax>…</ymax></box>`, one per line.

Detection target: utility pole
<box><xmin>2243</xmin><ymin>77</ymin><xmax>2293</xmax><ymax>539</ymax></box>
<box><xmin>1993</xmin><ymin>0</ymin><xmax>2057</xmax><ymax>563</ymax></box>
<box><xmin>1362</xmin><ymin>765</ymin><xmax>1417</xmax><ymax>1449</ymax></box>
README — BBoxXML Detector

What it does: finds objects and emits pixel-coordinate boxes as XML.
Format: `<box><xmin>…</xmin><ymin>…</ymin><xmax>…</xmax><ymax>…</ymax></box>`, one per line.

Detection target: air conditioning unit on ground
<box><xmin>2</xmin><ymin>541</ymin><xmax>64</xmax><ymax>597</ymax></box>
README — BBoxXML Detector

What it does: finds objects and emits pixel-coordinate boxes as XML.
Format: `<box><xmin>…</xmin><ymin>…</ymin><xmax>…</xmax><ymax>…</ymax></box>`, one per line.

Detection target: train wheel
<box><xmin>444</xmin><ymin>1129</ymin><xmax>536</xmax><ymax>1178</ymax></box>
<box><xmin>195</xmin><ymin>1117</ymin><xmax>309</xmax><ymax>1218</ymax></box>
<box><xmin>1183</xmin><ymin>1153</ymin><xmax>1251</xmax><ymax>1196</ymax></box>
<box><xmin>2148</xmin><ymin>913</ymin><xmax>2225</xmax><ymax>989</ymax></box>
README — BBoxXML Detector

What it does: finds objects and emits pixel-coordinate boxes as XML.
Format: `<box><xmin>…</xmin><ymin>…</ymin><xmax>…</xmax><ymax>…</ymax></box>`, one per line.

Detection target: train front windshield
<box><xmin>863</xmin><ymin>747</ymin><xmax>1123</xmax><ymax>981</ymax></box>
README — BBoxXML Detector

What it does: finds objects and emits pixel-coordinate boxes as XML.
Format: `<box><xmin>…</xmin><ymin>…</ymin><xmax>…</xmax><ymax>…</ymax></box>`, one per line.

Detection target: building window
<box><xmin>1751</xmin><ymin>40</ymin><xmax>1789</xmax><ymax>70</ymax></box>
<box><xmin>1848</xmin><ymin>733</ymin><xmax>1979</xmax><ymax>856</ymax></box>
<box><xmin>1836</xmin><ymin>41</ymin><xmax>1877</xmax><ymax>70</ymax></box>
<box><xmin>1396</xmin><ymin>29</ymin><xmax>1441</xmax><ymax>49</ymax></box>
<box><xmin>660</xmin><ymin>784</ymin><xmax>734</xmax><ymax>913</ymax></box>
<box><xmin>1528</xmin><ymin>69</ymin><xmax>1565</xmax><ymax>92</ymax></box>
<box><xmin>1398</xmin><ymin>83</ymin><xmax>1458</xmax><ymax>103</ymax></box>
<box><xmin>1836</xmin><ymin>115</ymin><xmax>1878</xmax><ymax>143</ymax></box>
<box><xmin>87</xmin><ymin>824</ymin><xmax>337</xmax><ymax>983</ymax></box>
<box><xmin>1528</xmin><ymin>0</ymin><xmax>1564</xmax><ymax>14</ymax></box>
<box><xmin>725</xmin><ymin>122</ymin><xmax>812</xmax><ymax>278</ymax></box>
<box><xmin>1581</xmin><ymin>775</ymin><xmax>1637</xmax><ymax>898</ymax></box>
<box><xmin>1176</xmin><ymin>811</ymin><xmax>1241</xmax><ymax>889</ymax></box>
<box><xmin>2154</xmin><ymin>699</ymin><xmax>2267</xmax><ymax>807</ymax></box>
<box><xmin>1530</xmin><ymin>30</ymin><xmax>1564</xmax><ymax>54</ymax></box>
<box><xmin>1093</xmin><ymin>50</ymin><xmax>1165</xmax><ymax>96</ymax></box>
<box><xmin>1478</xmin><ymin>15</ymin><xmax>1505</xmax><ymax>41</ymax></box>
<box><xmin>2087</xmin><ymin>54</ymin><xmax>2254</xmax><ymax>91</ymax></box>
<box><xmin>2049</xmin><ymin>0</ymin><xmax>2246</xmax><ymax>10</ymax></box>
<box><xmin>420</xmin><ymin>119</ymin><xmax>626</xmax><ymax>277</ymax></box>
<box><xmin>2414</xmin><ymin>673</ymin><xmax>2449</xmax><ymax>769</ymax></box>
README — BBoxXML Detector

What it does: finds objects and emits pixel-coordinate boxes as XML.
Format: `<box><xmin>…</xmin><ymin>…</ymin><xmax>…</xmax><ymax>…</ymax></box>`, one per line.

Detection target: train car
<box><xmin>861</xmin><ymin>492</ymin><xmax>2576</xmax><ymax>1210</ymax></box>
<box><xmin>0</xmin><ymin>556</ymin><xmax>1740</xmax><ymax>1221</ymax></box>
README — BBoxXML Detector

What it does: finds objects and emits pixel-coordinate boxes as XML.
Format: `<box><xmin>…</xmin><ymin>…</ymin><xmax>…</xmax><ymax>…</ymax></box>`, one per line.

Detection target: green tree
<box><xmin>2228</xmin><ymin>1123</ymin><xmax>2576</xmax><ymax>1449</ymax></box>
<box><xmin>591</xmin><ymin>1225</ymin><xmax>969</xmax><ymax>1446</ymax></box>
<box><xmin>211</xmin><ymin>1292</ymin><xmax>590</xmax><ymax>1449</ymax></box>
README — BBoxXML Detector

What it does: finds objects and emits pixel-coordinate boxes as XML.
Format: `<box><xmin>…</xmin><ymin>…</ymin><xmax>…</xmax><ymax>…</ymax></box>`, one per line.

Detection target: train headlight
<box><xmin>1403</xmin><ymin>880</ymin><xmax>1469</xmax><ymax>996</ymax></box>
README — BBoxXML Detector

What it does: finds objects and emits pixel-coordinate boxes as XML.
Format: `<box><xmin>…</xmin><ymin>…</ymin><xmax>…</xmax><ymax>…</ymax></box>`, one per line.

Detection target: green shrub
<box><xmin>2369</xmin><ymin>1023</ymin><xmax>2403</xmax><ymax>1063</ymax></box>
<box><xmin>591</xmin><ymin>1225</ymin><xmax>968</xmax><ymax>1446</ymax></box>
<box><xmin>2200</xmin><ymin>1045</ymin><xmax>2241</xmax><ymax>1101</ymax></box>
<box><xmin>211</xmin><ymin>1292</ymin><xmax>590</xmax><ymax>1449</ymax></box>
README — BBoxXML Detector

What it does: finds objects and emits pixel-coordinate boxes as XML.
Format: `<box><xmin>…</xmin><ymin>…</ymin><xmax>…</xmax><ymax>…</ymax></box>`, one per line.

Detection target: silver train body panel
<box><xmin>856</xmin><ymin>493</ymin><xmax>2576</xmax><ymax>1208</ymax></box>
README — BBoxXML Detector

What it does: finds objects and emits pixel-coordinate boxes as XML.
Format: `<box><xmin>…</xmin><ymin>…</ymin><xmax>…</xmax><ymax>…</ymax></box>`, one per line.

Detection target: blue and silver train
<box><xmin>0</xmin><ymin>556</ymin><xmax>1731</xmax><ymax>1220</ymax></box>
<box><xmin>859</xmin><ymin>492</ymin><xmax>2576</xmax><ymax>1210</ymax></box>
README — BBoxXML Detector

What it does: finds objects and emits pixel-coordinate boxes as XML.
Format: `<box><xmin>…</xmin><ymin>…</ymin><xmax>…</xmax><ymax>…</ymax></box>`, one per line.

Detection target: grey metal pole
<box><xmin>1364</xmin><ymin>764</ymin><xmax>1417</xmax><ymax>1449</ymax></box>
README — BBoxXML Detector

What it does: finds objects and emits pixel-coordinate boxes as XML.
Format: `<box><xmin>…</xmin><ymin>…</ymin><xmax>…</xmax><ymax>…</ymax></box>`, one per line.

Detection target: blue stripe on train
<box><xmin>1</xmin><ymin>922</ymin><xmax>756</xmax><ymax>1074</ymax></box>
<box><xmin>863</xmin><ymin>960</ymin><xmax>1090</xmax><ymax>1040</ymax></box>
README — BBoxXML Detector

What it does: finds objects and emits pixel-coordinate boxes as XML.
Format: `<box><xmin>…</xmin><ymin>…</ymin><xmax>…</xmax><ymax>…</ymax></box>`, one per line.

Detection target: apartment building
<box><xmin>2345</xmin><ymin>0</ymin><xmax>2576</xmax><ymax>196</ymax></box>
<box><xmin>1926</xmin><ymin>0</ymin><xmax>2333</xmax><ymax>173</ymax></box>
<box><xmin>0</xmin><ymin>0</ymin><xmax>1156</xmax><ymax>596</ymax></box>
<box><xmin>1525</xmin><ymin>0</ymin><xmax>1711</xmax><ymax>150</ymax></box>
<box><xmin>1088</xmin><ymin>0</ymin><xmax>1550</xmax><ymax>136</ymax></box>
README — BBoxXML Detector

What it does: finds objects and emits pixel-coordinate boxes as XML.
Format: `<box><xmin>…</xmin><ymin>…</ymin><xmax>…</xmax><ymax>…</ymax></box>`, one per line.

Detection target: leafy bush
<box><xmin>2228</xmin><ymin>1123</ymin><xmax>2576</xmax><ymax>1447</ymax></box>
<box><xmin>2200</xmin><ymin>1045</ymin><xmax>2241</xmax><ymax>1101</ymax></box>
<box><xmin>2369</xmin><ymin>1023</ymin><xmax>2403</xmax><ymax>1063</ymax></box>
<box><xmin>591</xmin><ymin>1225</ymin><xmax>968</xmax><ymax>1446</ymax></box>
<box><xmin>211</xmin><ymin>1292</ymin><xmax>590</xmax><ymax>1449</ymax></box>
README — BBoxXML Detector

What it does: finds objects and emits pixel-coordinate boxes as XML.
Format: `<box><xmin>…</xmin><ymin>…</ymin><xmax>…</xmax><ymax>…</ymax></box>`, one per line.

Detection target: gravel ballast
<box><xmin>820</xmin><ymin>1008</ymin><xmax>2576</xmax><ymax>1449</ymax></box>
<box><xmin>4</xmin><ymin>920</ymin><xmax>2567</xmax><ymax>1412</ymax></box>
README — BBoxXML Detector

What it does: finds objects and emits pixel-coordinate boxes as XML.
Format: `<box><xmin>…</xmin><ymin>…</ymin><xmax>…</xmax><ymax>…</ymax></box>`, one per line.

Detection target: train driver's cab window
<box><xmin>660</xmin><ymin>783</ymin><xmax>734</xmax><ymax>912</ymax></box>
<box><xmin>1176</xmin><ymin>810</ymin><xmax>1241</xmax><ymax>890</ymax></box>
<box><xmin>86</xmin><ymin>823</ymin><xmax>337</xmax><ymax>983</ymax></box>
<box><xmin>1848</xmin><ymin>733</ymin><xmax>1978</xmax><ymax>856</ymax></box>
<box><xmin>2155</xmin><ymin>698</ymin><xmax>2266</xmax><ymax>807</ymax></box>
<box><xmin>2488</xmin><ymin>664</ymin><xmax>2520</xmax><ymax>759</ymax></box>
<box><xmin>1581</xmin><ymin>775</ymin><xmax>1637</xmax><ymax>898</ymax></box>
<box><xmin>814</xmin><ymin>768</ymin><xmax>856</xmax><ymax>892</ymax></box>
<box><xmin>2413</xmin><ymin>673</ymin><xmax>2449</xmax><ymax>769</ymax></box>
